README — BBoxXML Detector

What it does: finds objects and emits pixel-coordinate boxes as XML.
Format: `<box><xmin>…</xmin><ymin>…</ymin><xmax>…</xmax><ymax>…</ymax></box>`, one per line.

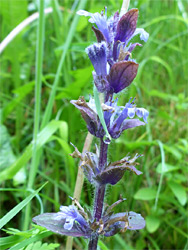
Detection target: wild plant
<box><xmin>33</xmin><ymin>3</ymin><xmax>149</xmax><ymax>250</ymax></box>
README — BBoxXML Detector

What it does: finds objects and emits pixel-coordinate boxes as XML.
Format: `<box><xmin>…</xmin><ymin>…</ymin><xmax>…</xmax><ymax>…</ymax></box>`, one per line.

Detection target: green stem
<box><xmin>23</xmin><ymin>0</ymin><xmax>45</xmax><ymax>230</ymax></box>
<box><xmin>154</xmin><ymin>140</ymin><xmax>165</xmax><ymax>210</ymax></box>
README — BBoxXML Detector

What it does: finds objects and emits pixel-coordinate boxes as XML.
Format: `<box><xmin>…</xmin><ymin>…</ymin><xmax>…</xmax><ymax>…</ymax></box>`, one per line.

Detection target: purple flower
<box><xmin>32</xmin><ymin>205</ymin><xmax>91</xmax><ymax>238</ymax></box>
<box><xmin>77</xmin><ymin>8</ymin><xmax>111</xmax><ymax>43</ymax></box>
<box><xmin>55</xmin><ymin>205</ymin><xmax>88</xmax><ymax>230</ymax></box>
<box><xmin>86</xmin><ymin>42</ymin><xmax>107</xmax><ymax>77</ymax></box>
<box><xmin>86</xmin><ymin>44</ymin><xmax>139</xmax><ymax>93</ymax></box>
<box><xmin>77</xmin><ymin>8</ymin><xmax>149</xmax><ymax>45</ymax></box>
<box><xmin>78</xmin><ymin>7</ymin><xmax>149</xmax><ymax>63</ymax></box>
<box><xmin>71</xmin><ymin>97</ymin><xmax>149</xmax><ymax>139</ymax></box>
<box><xmin>81</xmin><ymin>8</ymin><xmax>149</xmax><ymax>94</ymax></box>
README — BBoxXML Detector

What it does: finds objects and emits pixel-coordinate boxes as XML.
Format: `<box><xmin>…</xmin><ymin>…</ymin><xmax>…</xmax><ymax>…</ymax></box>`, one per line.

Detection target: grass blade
<box><xmin>0</xmin><ymin>182</ymin><xmax>47</xmax><ymax>229</ymax></box>
<box><xmin>41</xmin><ymin>0</ymin><xmax>87</xmax><ymax>129</ymax></box>
<box><xmin>0</xmin><ymin>120</ymin><xmax>63</xmax><ymax>183</ymax></box>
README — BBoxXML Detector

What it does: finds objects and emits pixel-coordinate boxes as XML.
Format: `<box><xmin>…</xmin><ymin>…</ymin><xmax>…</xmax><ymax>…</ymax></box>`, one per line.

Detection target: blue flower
<box><xmin>71</xmin><ymin>97</ymin><xmax>148</xmax><ymax>139</ymax></box>
<box><xmin>86</xmin><ymin>42</ymin><xmax>107</xmax><ymax>78</ymax></box>
<box><xmin>32</xmin><ymin>205</ymin><xmax>91</xmax><ymax>238</ymax></box>
<box><xmin>78</xmin><ymin>8</ymin><xmax>149</xmax><ymax>59</ymax></box>
<box><xmin>77</xmin><ymin>9</ymin><xmax>111</xmax><ymax>43</ymax></box>
<box><xmin>80</xmin><ymin>8</ymin><xmax>149</xmax><ymax>94</ymax></box>
<box><xmin>55</xmin><ymin>205</ymin><xmax>88</xmax><ymax>230</ymax></box>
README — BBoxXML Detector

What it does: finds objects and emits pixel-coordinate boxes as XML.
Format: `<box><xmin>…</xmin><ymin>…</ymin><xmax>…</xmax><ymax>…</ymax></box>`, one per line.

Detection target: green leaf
<box><xmin>9</xmin><ymin>231</ymin><xmax>52</xmax><ymax>250</ymax></box>
<box><xmin>0</xmin><ymin>120</ymin><xmax>63</xmax><ymax>183</ymax></box>
<box><xmin>0</xmin><ymin>182</ymin><xmax>47</xmax><ymax>229</ymax></box>
<box><xmin>134</xmin><ymin>188</ymin><xmax>157</xmax><ymax>200</ymax></box>
<box><xmin>56</xmin><ymin>66</ymin><xmax>92</xmax><ymax>100</ymax></box>
<box><xmin>0</xmin><ymin>235</ymin><xmax>24</xmax><ymax>250</ymax></box>
<box><xmin>25</xmin><ymin>241</ymin><xmax>59</xmax><ymax>250</ymax></box>
<box><xmin>59</xmin><ymin>121</ymin><xmax>68</xmax><ymax>142</ymax></box>
<box><xmin>163</xmin><ymin>145</ymin><xmax>182</xmax><ymax>160</ymax></box>
<box><xmin>148</xmin><ymin>89</ymin><xmax>178</xmax><ymax>102</ymax></box>
<box><xmin>98</xmin><ymin>240</ymin><xmax>109</xmax><ymax>250</ymax></box>
<box><xmin>156</xmin><ymin>163</ymin><xmax>180</xmax><ymax>173</ymax></box>
<box><xmin>146</xmin><ymin>215</ymin><xmax>161</xmax><ymax>233</ymax></box>
<box><xmin>168</xmin><ymin>181</ymin><xmax>187</xmax><ymax>206</ymax></box>
<box><xmin>0</xmin><ymin>124</ymin><xmax>16</xmax><ymax>171</ymax></box>
<box><xmin>2</xmin><ymin>81</ymin><xmax>34</xmax><ymax>122</ymax></box>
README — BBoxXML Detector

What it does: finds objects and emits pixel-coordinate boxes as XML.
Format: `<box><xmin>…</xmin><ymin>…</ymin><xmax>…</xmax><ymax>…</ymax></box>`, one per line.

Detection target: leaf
<box><xmin>25</xmin><ymin>241</ymin><xmax>59</xmax><ymax>250</ymax></box>
<box><xmin>0</xmin><ymin>124</ymin><xmax>16</xmax><ymax>171</ymax></box>
<box><xmin>168</xmin><ymin>181</ymin><xmax>187</xmax><ymax>206</ymax></box>
<box><xmin>156</xmin><ymin>163</ymin><xmax>180</xmax><ymax>173</ymax></box>
<box><xmin>0</xmin><ymin>235</ymin><xmax>24</xmax><ymax>250</ymax></box>
<box><xmin>134</xmin><ymin>188</ymin><xmax>157</xmax><ymax>200</ymax></box>
<box><xmin>148</xmin><ymin>89</ymin><xmax>178</xmax><ymax>102</ymax></box>
<box><xmin>146</xmin><ymin>215</ymin><xmax>160</xmax><ymax>233</ymax></box>
<box><xmin>56</xmin><ymin>66</ymin><xmax>92</xmax><ymax>100</ymax></box>
<box><xmin>2</xmin><ymin>82</ymin><xmax>35</xmax><ymax>122</ymax></box>
<box><xmin>0</xmin><ymin>120</ymin><xmax>63</xmax><ymax>183</ymax></box>
<box><xmin>98</xmin><ymin>240</ymin><xmax>109</xmax><ymax>250</ymax></box>
<box><xmin>9</xmin><ymin>231</ymin><xmax>52</xmax><ymax>250</ymax></box>
<box><xmin>163</xmin><ymin>145</ymin><xmax>182</xmax><ymax>160</ymax></box>
<box><xmin>0</xmin><ymin>0</ymin><xmax>27</xmax><ymax>29</ymax></box>
<box><xmin>0</xmin><ymin>182</ymin><xmax>47</xmax><ymax>229</ymax></box>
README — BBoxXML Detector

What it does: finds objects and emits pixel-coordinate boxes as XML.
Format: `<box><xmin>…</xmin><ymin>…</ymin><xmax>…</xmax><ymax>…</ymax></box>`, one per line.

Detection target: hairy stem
<box><xmin>88</xmin><ymin>139</ymin><xmax>108</xmax><ymax>250</ymax></box>
<box><xmin>66</xmin><ymin>132</ymin><xmax>93</xmax><ymax>250</ymax></box>
<box><xmin>88</xmin><ymin>235</ymin><xmax>99</xmax><ymax>250</ymax></box>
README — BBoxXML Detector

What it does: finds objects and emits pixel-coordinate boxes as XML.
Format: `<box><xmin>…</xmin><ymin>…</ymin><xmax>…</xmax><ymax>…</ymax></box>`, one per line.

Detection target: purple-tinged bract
<box><xmin>107</xmin><ymin>61</ymin><xmax>138</xmax><ymax>93</ymax></box>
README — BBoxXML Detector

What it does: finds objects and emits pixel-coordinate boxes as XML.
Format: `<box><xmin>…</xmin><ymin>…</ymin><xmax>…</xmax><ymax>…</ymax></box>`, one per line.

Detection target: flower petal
<box><xmin>132</xmin><ymin>28</ymin><xmax>149</xmax><ymax>42</ymax></box>
<box><xmin>127</xmin><ymin>107</ymin><xmax>136</xmax><ymax>118</ymax></box>
<box><xmin>77</xmin><ymin>10</ymin><xmax>110</xmax><ymax>42</ymax></box>
<box><xmin>86</xmin><ymin>42</ymin><xmax>107</xmax><ymax>77</ymax></box>
<box><xmin>136</xmin><ymin>108</ymin><xmax>149</xmax><ymax>123</ymax></box>
<box><xmin>121</xmin><ymin>119</ymin><xmax>145</xmax><ymax>130</ymax></box>
<box><xmin>127</xmin><ymin>211</ymin><xmax>146</xmax><ymax>230</ymax></box>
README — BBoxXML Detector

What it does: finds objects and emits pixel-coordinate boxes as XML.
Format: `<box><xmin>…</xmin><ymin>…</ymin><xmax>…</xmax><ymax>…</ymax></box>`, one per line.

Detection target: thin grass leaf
<box><xmin>154</xmin><ymin>140</ymin><xmax>165</xmax><ymax>210</ymax></box>
<box><xmin>0</xmin><ymin>120</ymin><xmax>63</xmax><ymax>183</ymax></box>
<box><xmin>0</xmin><ymin>182</ymin><xmax>47</xmax><ymax>229</ymax></box>
<box><xmin>9</xmin><ymin>231</ymin><xmax>52</xmax><ymax>250</ymax></box>
<box><xmin>138</xmin><ymin>56</ymin><xmax>174</xmax><ymax>86</ymax></box>
<box><xmin>93</xmin><ymin>85</ymin><xmax>111</xmax><ymax>143</ymax></box>
<box><xmin>41</xmin><ymin>0</ymin><xmax>87</xmax><ymax>129</ymax></box>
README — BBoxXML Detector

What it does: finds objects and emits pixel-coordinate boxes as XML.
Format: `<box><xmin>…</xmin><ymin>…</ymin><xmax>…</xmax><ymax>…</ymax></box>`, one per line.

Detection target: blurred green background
<box><xmin>0</xmin><ymin>0</ymin><xmax>188</xmax><ymax>249</ymax></box>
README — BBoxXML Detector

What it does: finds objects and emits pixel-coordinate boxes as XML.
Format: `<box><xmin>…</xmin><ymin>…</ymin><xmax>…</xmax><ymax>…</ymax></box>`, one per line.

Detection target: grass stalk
<box><xmin>154</xmin><ymin>140</ymin><xmax>165</xmax><ymax>210</ymax></box>
<box><xmin>40</xmin><ymin>0</ymin><xmax>87</xmax><ymax>130</ymax></box>
<box><xmin>23</xmin><ymin>0</ymin><xmax>45</xmax><ymax>230</ymax></box>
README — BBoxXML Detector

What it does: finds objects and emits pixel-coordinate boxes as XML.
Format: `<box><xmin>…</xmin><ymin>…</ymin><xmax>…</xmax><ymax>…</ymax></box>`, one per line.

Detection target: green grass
<box><xmin>0</xmin><ymin>0</ymin><xmax>188</xmax><ymax>249</ymax></box>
